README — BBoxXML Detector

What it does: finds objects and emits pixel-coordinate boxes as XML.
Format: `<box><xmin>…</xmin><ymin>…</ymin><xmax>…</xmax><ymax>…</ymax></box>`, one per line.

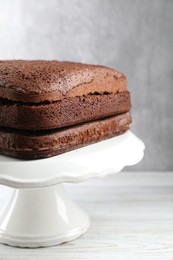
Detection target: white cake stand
<box><xmin>0</xmin><ymin>131</ymin><xmax>144</xmax><ymax>248</ymax></box>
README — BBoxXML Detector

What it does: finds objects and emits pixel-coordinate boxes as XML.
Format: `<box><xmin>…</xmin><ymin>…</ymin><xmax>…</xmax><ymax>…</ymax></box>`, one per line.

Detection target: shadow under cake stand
<box><xmin>0</xmin><ymin>131</ymin><xmax>145</xmax><ymax>248</ymax></box>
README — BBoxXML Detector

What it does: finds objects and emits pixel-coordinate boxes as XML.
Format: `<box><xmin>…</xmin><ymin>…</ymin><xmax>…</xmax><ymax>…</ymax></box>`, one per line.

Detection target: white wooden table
<box><xmin>0</xmin><ymin>171</ymin><xmax>173</xmax><ymax>260</ymax></box>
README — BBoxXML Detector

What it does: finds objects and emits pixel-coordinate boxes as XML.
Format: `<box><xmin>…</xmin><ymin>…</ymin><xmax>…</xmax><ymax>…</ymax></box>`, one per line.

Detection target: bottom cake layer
<box><xmin>0</xmin><ymin>112</ymin><xmax>132</xmax><ymax>159</ymax></box>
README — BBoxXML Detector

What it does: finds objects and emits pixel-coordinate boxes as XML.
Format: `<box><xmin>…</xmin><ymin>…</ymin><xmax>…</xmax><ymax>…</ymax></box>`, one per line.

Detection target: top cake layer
<box><xmin>0</xmin><ymin>60</ymin><xmax>127</xmax><ymax>103</ymax></box>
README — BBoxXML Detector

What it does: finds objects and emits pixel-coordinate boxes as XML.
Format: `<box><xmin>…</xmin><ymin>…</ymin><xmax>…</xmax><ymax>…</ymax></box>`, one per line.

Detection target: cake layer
<box><xmin>0</xmin><ymin>60</ymin><xmax>127</xmax><ymax>103</ymax></box>
<box><xmin>0</xmin><ymin>112</ymin><xmax>132</xmax><ymax>159</ymax></box>
<box><xmin>0</xmin><ymin>92</ymin><xmax>131</xmax><ymax>130</ymax></box>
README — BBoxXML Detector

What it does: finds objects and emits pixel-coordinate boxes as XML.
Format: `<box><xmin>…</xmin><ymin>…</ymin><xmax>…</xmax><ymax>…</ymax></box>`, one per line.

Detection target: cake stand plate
<box><xmin>0</xmin><ymin>131</ymin><xmax>145</xmax><ymax>247</ymax></box>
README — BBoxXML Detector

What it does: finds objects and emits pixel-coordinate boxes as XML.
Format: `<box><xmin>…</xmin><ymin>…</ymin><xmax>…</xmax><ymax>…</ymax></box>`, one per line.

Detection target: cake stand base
<box><xmin>0</xmin><ymin>184</ymin><xmax>90</xmax><ymax>247</ymax></box>
<box><xmin>0</xmin><ymin>131</ymin><xmax>145</xmax><ymax>248</ymax></box>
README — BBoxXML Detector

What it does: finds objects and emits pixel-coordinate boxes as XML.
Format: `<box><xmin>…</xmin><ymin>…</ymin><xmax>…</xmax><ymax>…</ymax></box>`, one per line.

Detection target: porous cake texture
<box><xmin>0</xmin><ymin>60</ymin><xmax>132</xmax><ymax>159</ymax></box>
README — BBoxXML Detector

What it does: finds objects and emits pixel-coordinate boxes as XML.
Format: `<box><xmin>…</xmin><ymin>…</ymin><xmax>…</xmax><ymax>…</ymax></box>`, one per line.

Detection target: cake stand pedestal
<box><xmin>0</xmin><ymin>131</ymin><xmax>144</xmax><ymax>248</ymax></box>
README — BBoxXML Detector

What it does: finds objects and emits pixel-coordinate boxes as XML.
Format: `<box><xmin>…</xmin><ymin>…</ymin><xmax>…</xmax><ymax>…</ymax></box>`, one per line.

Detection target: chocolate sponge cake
<box><xmin>0</xmin><ymin>60</ymin><xmax>132</xmax><ymax>159</ymax></box>
<box><xmin>0</xmin><ymin>60</ymin><xmax>130</xmax><ymax>130</ymax></box>
<box><xmin>0</xmin><ymin>113</ymin><xmax>132</xmax><ymax>159</ymax></box>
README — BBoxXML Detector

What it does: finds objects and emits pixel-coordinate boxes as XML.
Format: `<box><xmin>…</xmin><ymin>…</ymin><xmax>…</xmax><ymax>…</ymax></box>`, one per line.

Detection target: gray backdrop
<box><xmin>0</xmin><ymin>0</ymin><xmax>172</xmax><ymax>170</ymax></box>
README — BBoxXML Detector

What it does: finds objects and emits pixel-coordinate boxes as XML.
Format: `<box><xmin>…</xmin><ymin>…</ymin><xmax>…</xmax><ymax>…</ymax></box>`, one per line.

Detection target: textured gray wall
<box><xmin>0</xmin><ymin>0</ymin><xmax>173</xmax><ymax>170</ymax></box>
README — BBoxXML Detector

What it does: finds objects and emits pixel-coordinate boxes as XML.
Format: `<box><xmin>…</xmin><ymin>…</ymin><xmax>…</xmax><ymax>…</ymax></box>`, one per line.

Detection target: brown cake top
<box><xmin>0</xmin><ymin>60</ymin><xmax>127</xmax><ymax>103</ymax></box>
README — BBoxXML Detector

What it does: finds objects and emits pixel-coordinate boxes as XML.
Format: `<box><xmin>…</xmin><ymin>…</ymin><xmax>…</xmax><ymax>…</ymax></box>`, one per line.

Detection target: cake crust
<box><xmin>0</xmin><ymin>60</ymin><xmax>127</xmax><ymax>103</ymax></box>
